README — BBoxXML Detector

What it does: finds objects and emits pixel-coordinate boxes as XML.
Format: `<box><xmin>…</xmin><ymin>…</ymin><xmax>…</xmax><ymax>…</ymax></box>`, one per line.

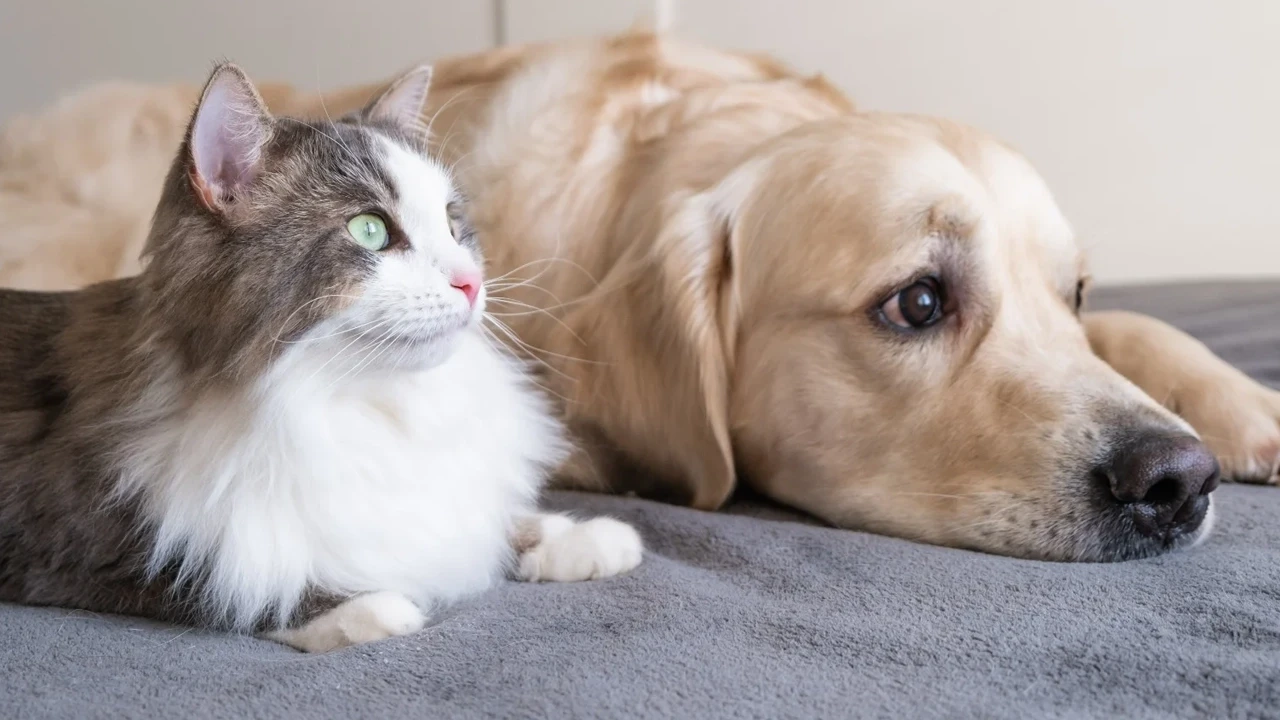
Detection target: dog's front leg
<box><xmin>1085</xmin><ymin>310</ymin><xmax>1279</xmax><ymax>484</ymax></box>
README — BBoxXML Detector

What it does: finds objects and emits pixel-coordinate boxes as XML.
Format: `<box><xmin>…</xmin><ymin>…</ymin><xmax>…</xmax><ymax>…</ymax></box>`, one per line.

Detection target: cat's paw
<box><xmin>517</xmin><ymin>515</ymin><xmax>643</xmax><ymax>582</ymax></box>
<box><xmin>267</xmin><ymin>591</ymin><xmax>426</xmax><ymax>653</ymax></box>
<box><xmin>1179</xmin><ymin>380</ymin><xmax>1280</xmax><ymax>485</ymax></box>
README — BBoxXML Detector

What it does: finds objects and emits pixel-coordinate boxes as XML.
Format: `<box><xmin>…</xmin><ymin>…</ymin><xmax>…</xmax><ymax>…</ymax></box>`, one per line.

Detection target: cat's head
<box><xmin>143</xmin><ymin>63</ymin><xmax>482</xmax><ymax>383</ymax></box>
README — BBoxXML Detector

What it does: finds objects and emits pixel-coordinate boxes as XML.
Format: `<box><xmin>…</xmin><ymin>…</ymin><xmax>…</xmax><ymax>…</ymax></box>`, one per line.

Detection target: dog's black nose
<box><xmin>1101</xmin><ymin>433</ymin><xmax>1220</xmax><ymax>538</ymax></box>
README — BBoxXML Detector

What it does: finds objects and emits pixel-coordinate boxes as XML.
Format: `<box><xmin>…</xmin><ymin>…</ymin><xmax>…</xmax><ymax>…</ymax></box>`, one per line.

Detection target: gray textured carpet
<box><xmin>2</xmin><ymin>281</ymin><xmax>1278</xmax><ymax>719</ymax></box>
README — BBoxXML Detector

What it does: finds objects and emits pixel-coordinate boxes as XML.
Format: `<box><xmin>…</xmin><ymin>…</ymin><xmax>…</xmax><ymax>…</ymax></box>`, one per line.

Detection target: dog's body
<box><xmin>2</xmin><ymin>33</ymin><xmax>1277</xmax><ymax>560</ymax></box>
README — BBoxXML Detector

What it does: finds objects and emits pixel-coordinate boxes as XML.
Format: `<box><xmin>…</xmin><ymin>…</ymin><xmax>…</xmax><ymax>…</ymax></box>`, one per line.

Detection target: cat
<box><xmin>0</xmin><ymin>63</ymin><xmax>643</xmax><ymax>652</ymax></box>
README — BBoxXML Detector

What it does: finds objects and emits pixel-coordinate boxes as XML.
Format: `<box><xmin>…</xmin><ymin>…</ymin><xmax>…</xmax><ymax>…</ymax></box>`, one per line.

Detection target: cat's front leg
<box><xmin>1085</xmin><ymin>310</ymin><xmax>1280</xmax><ymax>484</ymax></box>
<box><xmin>512</xmin><ymin>513</ymin><xmax>644</xmax><ymax>582</ymax></box>
<box><xmin>265</xmin><ymin>591</ymin><xmax>426</xmax><ymax>653</ymax></box>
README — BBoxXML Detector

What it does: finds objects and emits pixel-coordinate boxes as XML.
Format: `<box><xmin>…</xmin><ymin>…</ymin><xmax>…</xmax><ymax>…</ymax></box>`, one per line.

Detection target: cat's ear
<box><xmin>188</xmin><ymin>63</ymin><xmax>272</xmax><ymax>212</ymax></box>
<box><xmin>361</xmin><ymin>65</ymin><xmax>433</xmax><ymax>134</ymax></box>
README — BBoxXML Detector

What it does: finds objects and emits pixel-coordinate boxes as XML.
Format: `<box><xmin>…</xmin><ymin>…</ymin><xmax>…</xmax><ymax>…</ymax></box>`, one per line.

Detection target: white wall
<box><xmin>0</xmin><ymin>0</ymin><xmax>496</xmax><ymax>120</ymax></box>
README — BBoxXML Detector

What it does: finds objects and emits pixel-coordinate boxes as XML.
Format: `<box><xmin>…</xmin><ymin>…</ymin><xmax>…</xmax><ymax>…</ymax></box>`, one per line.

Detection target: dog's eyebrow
<box><xmin>925</xmin><ymin>207</ymin><xmax>974</xmax><ymax>241</ymax></box>
<box><xmin>925</xmin><ymin>231</ymin><xmax>1000</xmax><ymax>378</ymax></box>
<box><xmin>923</xmin><ymin>195</ymin><xmax>979</xmax><ymax>237</ymax></box>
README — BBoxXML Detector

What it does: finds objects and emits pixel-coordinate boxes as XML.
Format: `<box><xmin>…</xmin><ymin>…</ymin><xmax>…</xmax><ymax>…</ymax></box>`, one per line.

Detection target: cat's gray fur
<box><xmin>0</xmin><ymin>64</ymin><xmax>472</xmax><ymax>630</ymax></box>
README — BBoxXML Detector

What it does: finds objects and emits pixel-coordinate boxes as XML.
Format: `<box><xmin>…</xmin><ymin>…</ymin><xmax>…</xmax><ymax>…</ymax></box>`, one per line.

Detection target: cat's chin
<box><xmin>369</xmin><ymin>327</ymin><xmax>470</xmax><ymax>373</ymax></box>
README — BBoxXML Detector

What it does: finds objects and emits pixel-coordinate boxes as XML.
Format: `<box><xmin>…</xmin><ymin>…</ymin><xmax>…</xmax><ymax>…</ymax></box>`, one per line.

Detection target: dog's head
<box><xmin>583</xmin><ymin>113</ymin><xmax>1218</xmax><ymax>561</ymax></box>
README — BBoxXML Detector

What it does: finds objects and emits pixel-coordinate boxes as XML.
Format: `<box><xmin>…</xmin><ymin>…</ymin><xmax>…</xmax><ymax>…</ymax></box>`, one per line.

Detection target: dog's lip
<box><xmin>954</xmin><ymin>492</ymin><xmax>1215</xmax><ymax>562</ymax></box>
<box><xmin>1090</xmin><ymin>501</ymin><xmax>1213</xmax><ymax>561</ymax></box>
<box><xmin>1123</xmin><ymin>495</ymin><xmax>1210</xmax><ymax>541</ymax></box>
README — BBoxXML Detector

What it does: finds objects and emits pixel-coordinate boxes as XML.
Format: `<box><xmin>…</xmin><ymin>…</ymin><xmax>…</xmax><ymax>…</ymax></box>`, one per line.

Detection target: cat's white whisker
<box><xmin>277</xmin><ymin>117</ymin><xmax>352</xmax><ymax>160</ymax></box>
<box><xmin>484</xmin><ymin>255</ymin><xmax>597</xmax><ymax>288</ymax></box>
<box><xmin>484</xmin><ymin>275</ymin><xmax>567</xmax><ymax>296</ymax></box>
<box><xmin>445</xmin><ymin>150</ymin><xmax>477</xmax><ymax>177</ymax></box>
<box><xmin>320</xmin><ymin>320</ymin><xmax>402</xmax><ymax>392</ymax></box>
<box><xmin>487</xmin><ymin>291</ymin><xmax>594</xmax><ymax>316</ymax></box>
<box><xmin>483</xmin><ymin>296</ymin><xmax>586</xmax><ymax>345</ymax></box>
<box><xmin>309</xmin><ymin>69</ymin><xmax>358</xmax><ymax>159</ymax></box>
<box><xmin>477</xmin><ymin>331</ymin><xmax>577</xmax><ymax>407</ymax></box>
<box><xmin>483</xmin><ymin>315</ymin><xmax>598</xmax><ymax>372</ymax></box>
<box><xmin>300</xmin><ymin>318</ymin><xmax>390</xmax><ymax>388</ymax></box>
<box><xmin>272</xmin><ymin>294</ymin><xmax>367</xmax><ymax>345</ymax></box>
<box><xmin>423</xmin><ymin>85</ymin><xmax>481</xmax><ymax>144</ymax></box>
<box><xmin>275</xmin><ymin>317</ymin><xmax>384</xmax><ymax>345</ymax></box>
<box><xmin>342</xmin><ymin>319</ymin><xmax>408</xmax><ymax>382</ymax></box>
<box><xmin>481</xmin><ymin>322</ymin><xmax>570</xmax><ymax>383</ymax></box>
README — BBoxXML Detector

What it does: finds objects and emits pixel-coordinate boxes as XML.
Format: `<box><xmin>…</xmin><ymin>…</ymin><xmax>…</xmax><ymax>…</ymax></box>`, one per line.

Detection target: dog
<box><xmin>1</xmin><ymin>33</ymin><xmax>1277</xmax><ymax>561</ymax></box>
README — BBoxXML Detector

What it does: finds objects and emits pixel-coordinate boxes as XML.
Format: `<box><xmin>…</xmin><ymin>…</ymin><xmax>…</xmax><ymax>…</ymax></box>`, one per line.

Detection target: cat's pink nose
<box><xmin>450</xmin><ymin>270</ymin><xmax>481</xmax><ymax>307</ymax></box>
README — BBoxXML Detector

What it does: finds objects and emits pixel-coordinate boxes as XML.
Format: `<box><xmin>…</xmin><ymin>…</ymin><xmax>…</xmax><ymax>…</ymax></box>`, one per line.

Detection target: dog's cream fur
<box><xmin>2</xmin><ymin>33</ymin><xmax>1277</xmax><ymax>561</ymax></box>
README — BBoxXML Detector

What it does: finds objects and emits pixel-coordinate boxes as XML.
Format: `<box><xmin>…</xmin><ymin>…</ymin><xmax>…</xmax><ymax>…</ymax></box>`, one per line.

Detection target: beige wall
<box><xmin>0</xmin><ymin>0</ymin><xmax>496</xmax><ymax>120</ymax></box>
<box><xmin>506</xmin><ymin>0</ymin><xmax>1280</xmax><ymax>284</ymax></box>
<box><xmin>500</xmin><ymin>0</ymin><xmax>661</xmax><ymax>44</ymax></box>
<box><xmin>672</xmin><ymin>0</ymin><xmax>1280</xmax><ymax>283</ymax></box>
<box><xmin>2</xmin><ymin>1</ymin><xmax>1276</xmax><ymax>283</ymax></box>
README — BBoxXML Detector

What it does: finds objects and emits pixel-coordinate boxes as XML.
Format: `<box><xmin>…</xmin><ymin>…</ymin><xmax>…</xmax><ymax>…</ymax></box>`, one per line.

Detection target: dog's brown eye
<box><xmin>880</xmin><ymin>277</ymin><xmax>945</xmax><ymax>330</ymax></box>
<box><xmin>1074</xmin><ymin>279</ymin><xmax>1086</xmax><ymax>312</ymax></box>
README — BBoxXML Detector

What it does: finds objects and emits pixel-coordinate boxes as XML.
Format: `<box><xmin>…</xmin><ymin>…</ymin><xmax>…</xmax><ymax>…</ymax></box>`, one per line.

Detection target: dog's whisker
<box><xmin>867</xmin><ymin>490</ymin><xmax>1017</xmax><ymax>501</ymax></box>
<box><xmin>948</xmin><ymin>510</ymin><xmax>1025</xmax><ymax>535</ymax></box>
<box><xmin>994</xmin><ymin>397</ymin><xmax>1042</xmax><ymax>427</ymax></box>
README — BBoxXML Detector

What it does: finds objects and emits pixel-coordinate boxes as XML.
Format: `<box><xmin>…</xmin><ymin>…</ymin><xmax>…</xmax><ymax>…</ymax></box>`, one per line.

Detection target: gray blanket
<box><xmin>3</xmin><ymin>282</ymin><xmax>1278</xmax><ymax>719</ymax></box>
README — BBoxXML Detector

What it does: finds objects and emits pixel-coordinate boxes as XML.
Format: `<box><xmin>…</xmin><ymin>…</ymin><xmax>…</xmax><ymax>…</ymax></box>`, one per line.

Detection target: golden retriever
<box><xmin>1</xmin><ymin>33</ymin><xmax>1277</xmax><ymax>561</ymax></box>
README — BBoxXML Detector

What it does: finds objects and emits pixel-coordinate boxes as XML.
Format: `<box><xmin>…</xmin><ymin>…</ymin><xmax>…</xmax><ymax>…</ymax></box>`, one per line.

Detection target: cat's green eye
<box><xmin>347</xmin><ymin>213</ymin><xmax>389</xmax><ymax>251</ymax></box>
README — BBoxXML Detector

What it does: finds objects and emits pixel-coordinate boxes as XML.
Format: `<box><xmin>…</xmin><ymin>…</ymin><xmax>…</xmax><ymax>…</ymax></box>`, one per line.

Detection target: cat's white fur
<box><xmin>267</xmin><ymin>591</ymin><xmax>429</xmax><ymax>654</ymax></box>
<box><xmin>110</xmin><ymin>120</ymin><xmax>642</xmax><ymax>646</ymax></box>
<box><xmin>517</xmin><ymin>515</ymin><xmax>646</xmax><ymax>582</ymax></box>
<box><xmin>116</xmin><ymin>330</ymin><xmax>561</xmax><ymax>631</ymax></box>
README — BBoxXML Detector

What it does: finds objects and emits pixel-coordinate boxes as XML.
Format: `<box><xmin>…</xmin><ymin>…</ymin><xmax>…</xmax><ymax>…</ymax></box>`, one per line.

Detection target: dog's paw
<box><xmin>517</xmin><ymin>515</ymin><xmax>644</xmax><ymax>582</ymax></box>
<box><xmin>1179</xmin><ymin>380</ymin><xmax>1280</xmax><ymax>485</ymax></box>
<box><xmin>267</xmin><ymin>591</ymin><xmax>426</xmax><ymax>653</ymax></box>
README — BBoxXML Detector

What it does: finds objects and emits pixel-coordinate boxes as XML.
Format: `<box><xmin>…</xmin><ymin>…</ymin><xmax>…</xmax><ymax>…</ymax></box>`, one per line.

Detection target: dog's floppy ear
<box><xmin>562</xmin><ymin>181</ymin><xmax>746</xmax><ymax>510</ymax></box>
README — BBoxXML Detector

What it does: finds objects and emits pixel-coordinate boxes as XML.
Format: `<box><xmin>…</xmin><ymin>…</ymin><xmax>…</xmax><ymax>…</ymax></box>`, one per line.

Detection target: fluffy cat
<box><xmin>0</xmin><ymin>63</ymin><xmax>642</xmax><ymax>652</ymax></box>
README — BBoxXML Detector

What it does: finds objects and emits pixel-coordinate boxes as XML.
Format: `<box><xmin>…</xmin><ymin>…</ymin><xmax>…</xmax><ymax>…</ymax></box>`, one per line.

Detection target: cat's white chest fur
<box><xmin>118</xmin><ymin>332</ymin><xmax>564</xmax><ymax>629</ymax></box>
